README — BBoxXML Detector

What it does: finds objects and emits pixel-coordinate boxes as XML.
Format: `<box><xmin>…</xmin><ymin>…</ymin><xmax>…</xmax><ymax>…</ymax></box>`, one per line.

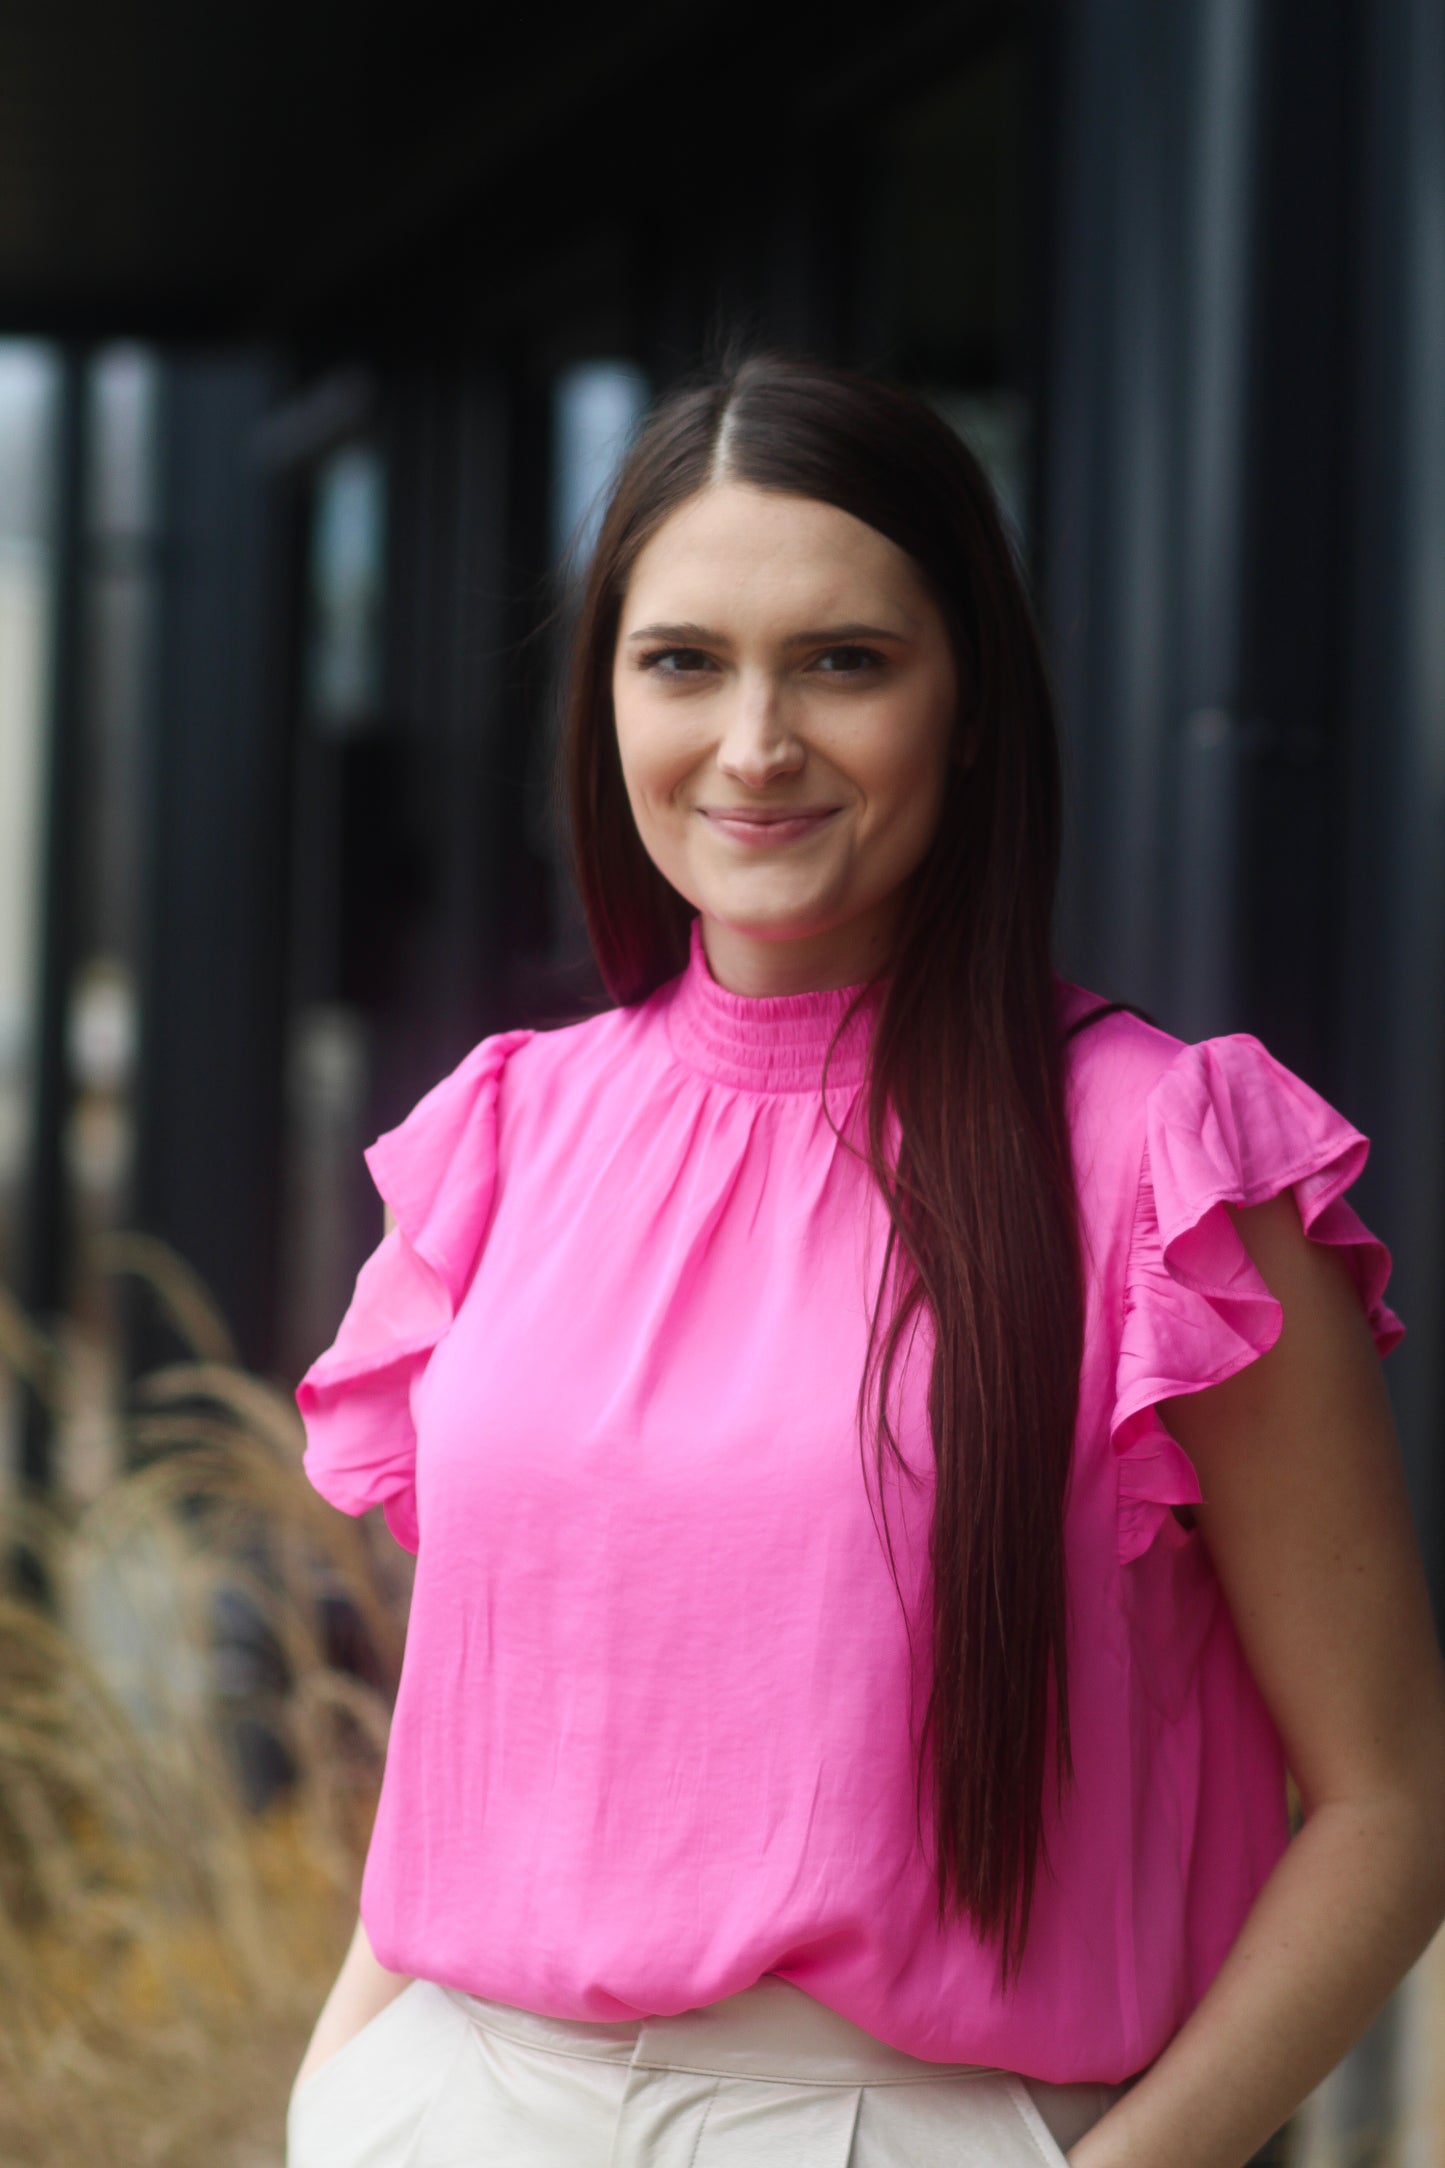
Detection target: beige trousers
<box><xmin>286</xmin><ymin>1970</ymin><xmax>1134</xmax><ymax>2167</ymax></box>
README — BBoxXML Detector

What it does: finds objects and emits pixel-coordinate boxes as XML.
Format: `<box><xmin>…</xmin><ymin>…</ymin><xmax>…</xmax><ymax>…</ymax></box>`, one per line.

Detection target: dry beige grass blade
<box><xmin>124</xmin><ymin>1410</ymin><xmax>273</xmax><ymax>1457</ymax></box>
<box><xmin>0</xmin><ymin>1487</ymin><xmax>78</xmax><ymax>1586</ymax></box>
<box><xmin>83</xmin><ymin>1433</ymin><xmax>411</xmax><ymax>1680</ymax></box>
<box><xmin>133</xmin><ymin>1358</ymin><xmax>308</xmax><ymax>1463</ymax></box>
<box><xmin>87</xmin><ymin>1232</ymin><xmax>239</xmax><ymax>1364</ymax></box>
<box><xmin>0</xmin><ymin>1281</ymin><xmax>64</xmax><ymax>1403</ymax></box>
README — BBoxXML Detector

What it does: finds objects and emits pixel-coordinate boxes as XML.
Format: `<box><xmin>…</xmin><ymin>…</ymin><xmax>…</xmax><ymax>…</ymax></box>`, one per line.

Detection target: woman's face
<box><xmin>611</xmin><ymin>483</ymin><xmax>960</xmax><ymax>996</ymax></box>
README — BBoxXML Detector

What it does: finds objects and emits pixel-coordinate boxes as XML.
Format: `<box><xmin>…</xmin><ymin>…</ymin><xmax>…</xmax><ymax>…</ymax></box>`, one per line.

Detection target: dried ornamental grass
<box><xmin>0</xmin><ymin>1240</ymin><xmax>409</xmax><ymax>2168</ymax></box>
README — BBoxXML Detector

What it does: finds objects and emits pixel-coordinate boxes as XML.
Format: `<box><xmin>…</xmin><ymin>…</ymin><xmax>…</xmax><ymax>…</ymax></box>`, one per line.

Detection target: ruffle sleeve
<box><xmin>294</xmin><ymin>1028</ymin><xmax>535</xmax><ymax>1552</ymax></box>
<box><xmin>1112</xmin><ymin>1033</ymin><xmax>1406</xmax><ymax>1565</ymax></box>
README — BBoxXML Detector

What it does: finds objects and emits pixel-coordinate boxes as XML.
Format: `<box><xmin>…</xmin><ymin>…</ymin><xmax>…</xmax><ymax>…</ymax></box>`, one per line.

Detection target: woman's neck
<box><xmin>697</xmin><ymin>902</ymin><xmax>898</xmax><ymax>998</ymax></box>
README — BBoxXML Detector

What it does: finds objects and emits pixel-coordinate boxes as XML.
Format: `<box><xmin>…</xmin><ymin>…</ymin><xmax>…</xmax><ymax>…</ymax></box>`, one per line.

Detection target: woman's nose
<box><xmin>715</xmin><ymin>677</ymin><xmax>805</xmax><ymax>785</ymax></box>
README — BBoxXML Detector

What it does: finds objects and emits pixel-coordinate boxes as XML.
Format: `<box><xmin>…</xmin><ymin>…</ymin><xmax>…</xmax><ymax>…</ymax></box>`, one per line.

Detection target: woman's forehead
<box><xmin>620</xmin><ymin>483</ymin><xmax>932</xmax><ymax>629</ymax></box>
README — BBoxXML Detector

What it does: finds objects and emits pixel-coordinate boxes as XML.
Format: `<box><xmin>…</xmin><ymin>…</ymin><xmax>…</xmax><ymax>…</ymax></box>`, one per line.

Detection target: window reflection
<box><xmin>304</xmin><ymin>443</ymin><xmax>388</xmax><ymax>734</ymax></box>
<box><xmin>551</xmin><ymin>361</ymin><xmax>649</xmax><ymax>571</ymax></box>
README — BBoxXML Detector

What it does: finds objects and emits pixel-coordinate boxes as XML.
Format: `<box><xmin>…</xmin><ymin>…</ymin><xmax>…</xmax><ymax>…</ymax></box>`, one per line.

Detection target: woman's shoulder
<box><xmin>1055</xmin><ymin>975</ymin><xmax>1188</xmax><ymax>1151</ymax></box>
<box><xmin>493</xmin><ymin>980</ymin><xmax>675</xmax><ymax>1105</ymax></box>
<box><xmin>1054</xmin><ymin>974</ymin><xmax>1375</xmax><ymax>1185</ymax></box>
<box><xmin>375</xmin><ymin>987</ymin><xmax>655</xmax><ymax>1157</ymax></box>
<box><xmin>400</xmin><ymin>977</ymin><xmax>662</xmax><ymax>1092</ymax></box>
<box><xmin>1055</xmin><ymin>973</ymin><xmax>1401</xmax><ymax>1358</ymax></box>
<box><xmin>1050</xmin><ymin>975</ymin><xmax>1354</xmax><ymax>1223</ymax></box>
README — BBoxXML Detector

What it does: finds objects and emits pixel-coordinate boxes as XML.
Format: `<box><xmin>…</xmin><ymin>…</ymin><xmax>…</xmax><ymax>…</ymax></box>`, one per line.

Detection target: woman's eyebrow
<box><xmin>626</xmin><ymin>620</ymin><xmax>724</xmax><ymax>645</ymax></box>
<box><xmin>624</xmin><ymin>620</ymin><xmax>911</xmax><ymax>646</ymax></box>
<box><xmin>782</xmin><ymin>623</ymin><xmax>911</xmax><ymax>647</ymax></box>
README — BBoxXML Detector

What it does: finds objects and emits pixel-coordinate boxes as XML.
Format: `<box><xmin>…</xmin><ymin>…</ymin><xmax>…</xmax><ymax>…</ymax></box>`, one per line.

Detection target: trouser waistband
<box><xmin>444</xmin><ymin>1972</ymin><xmax>1089</xmax><ymax>2091</ymax></box>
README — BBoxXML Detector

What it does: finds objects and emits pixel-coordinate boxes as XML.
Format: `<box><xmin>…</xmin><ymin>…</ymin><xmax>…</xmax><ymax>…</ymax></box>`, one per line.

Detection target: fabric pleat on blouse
<box><xmin>1111</xmin><ymin>1032</ymin><xmax>1403</xmax><ymax>1566</ymax></box>
<box><xmin>296</xmin><ymin>1028</ymin><xmax>533</xmax><ymax>1554</ymax></box>
<box><xmin>296</xmin><ymin>918</ymin><xmax>1404</xmax><ymax>2083</ymax></box>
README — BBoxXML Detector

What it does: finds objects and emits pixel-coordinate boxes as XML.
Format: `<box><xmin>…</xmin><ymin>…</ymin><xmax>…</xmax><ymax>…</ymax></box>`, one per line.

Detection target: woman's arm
<box><xmin>1071</xmin><ymin>1189</ymin><xmax>1445</xmax><ymax>2168</ymax></box>
<box><xmin>291</xmin><ymin>1912</ymin><xmax>415</xmax><ymax>2098</ymax></box>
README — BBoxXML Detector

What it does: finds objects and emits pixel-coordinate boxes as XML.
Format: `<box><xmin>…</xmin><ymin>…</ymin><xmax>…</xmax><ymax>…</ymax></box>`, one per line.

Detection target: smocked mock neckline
<box><xmin>665</xmin><ymin>916</ymin><xmax>881</xmax><ymax>1094</ymax></box>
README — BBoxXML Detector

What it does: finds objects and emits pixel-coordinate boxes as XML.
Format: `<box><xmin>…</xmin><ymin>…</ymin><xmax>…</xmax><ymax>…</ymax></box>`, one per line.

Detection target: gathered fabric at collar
<box><xmin>664</xmin><ymin>916</ymin><xmax>883</xmax><ymax>1095</ymax></box>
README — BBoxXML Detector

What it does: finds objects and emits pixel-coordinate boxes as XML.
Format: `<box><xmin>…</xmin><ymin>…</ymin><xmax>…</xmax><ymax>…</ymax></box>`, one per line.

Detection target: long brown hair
<box><xmin>561</xmin><ymin>351</ymin><xmax>1107</xmax><ymax>1991</ymax></box>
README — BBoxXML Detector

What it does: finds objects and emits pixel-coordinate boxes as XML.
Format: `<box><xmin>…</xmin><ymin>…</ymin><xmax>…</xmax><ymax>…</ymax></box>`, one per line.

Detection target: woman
<box><xmin>287</xmin><ymin>353</ymin><xmax>1445</xmax><ymax>2168</ymax></box>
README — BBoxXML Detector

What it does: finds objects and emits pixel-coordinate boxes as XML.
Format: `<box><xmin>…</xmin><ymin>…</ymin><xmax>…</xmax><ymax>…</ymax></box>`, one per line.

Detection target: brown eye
<box><xmin>814</xmin><ymin>646</ymin><xmax>884</xmax><ymax>674</ymax></box>
<box><xmin>639</xmin><ymin>647</ymin><xmax>715</xmax><ymax>674</ymax></box>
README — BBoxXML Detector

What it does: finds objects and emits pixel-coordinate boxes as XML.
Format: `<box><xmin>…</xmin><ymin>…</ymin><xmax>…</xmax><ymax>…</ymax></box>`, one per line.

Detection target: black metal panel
<box><xmin>1336</xmin><ymin>0</ymin><xmax>1445</xmax><ymax>1614</ymax></box>
<box><xmin>130</xmin><ymin>353</ymin><xmax>293</xmax><ymax>1372</ymax></box>
<box><xmin>1038</xmin><ymin>0</ymin><xmax>1211</xmax><ymax>1015</ymax></box>
<box><xmin>1233</xmin><ymin>0</ymin><xmax>1358</xmax><ymax>1081</ymax></box>
<box><xmin>16</xmin><ymin>348</ymin><xmax>90</xmax><ymax>1494</ymax></box>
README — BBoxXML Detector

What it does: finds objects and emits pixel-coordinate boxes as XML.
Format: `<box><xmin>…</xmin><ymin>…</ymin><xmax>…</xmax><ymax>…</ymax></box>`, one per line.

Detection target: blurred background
<box><xmin>0</xmin><ymin>0</ymin><xmax>1442</xmax><ymax>2162</ymax></box>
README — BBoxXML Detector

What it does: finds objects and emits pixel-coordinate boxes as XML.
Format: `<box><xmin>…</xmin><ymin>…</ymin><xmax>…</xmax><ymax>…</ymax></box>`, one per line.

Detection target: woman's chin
<box><xmin>691</xmin><ymin>873</ymin><xmax>849</xmax><ymax>939</ymax></box>
<box><xmin>699</xmin><ymin>904</ymin><xmax>841</xmax><ymax>949</ymax></box>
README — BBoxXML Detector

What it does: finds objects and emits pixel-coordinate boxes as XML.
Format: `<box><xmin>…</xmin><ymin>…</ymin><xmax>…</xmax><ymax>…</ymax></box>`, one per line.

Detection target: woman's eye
<box><xmin>635</xmin><ymin>643</ymin><xmax>883</xmax><ymax>678</ymax></box>
<box><xmin>638</xmin><ymin>647</ymin><xmax>714</xmax><ymax>675</ymax></box>
<box><xmin>813</xmin><ymin>646</ymin><xmax>884</xmax><ymax>674</ymax></box>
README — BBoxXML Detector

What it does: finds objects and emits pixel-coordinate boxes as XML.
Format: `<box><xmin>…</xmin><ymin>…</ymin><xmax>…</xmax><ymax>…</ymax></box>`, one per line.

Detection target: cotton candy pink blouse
<box><xmin>296</xmin><ymin>916</ymin><xmax>1404</xmax><ymax>2083</ymax></box>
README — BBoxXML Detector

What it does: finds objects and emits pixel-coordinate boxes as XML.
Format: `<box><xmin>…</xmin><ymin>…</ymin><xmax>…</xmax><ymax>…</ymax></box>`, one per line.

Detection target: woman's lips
<box><xmin>699</xmin><ymin>808</ymin><xmax>841</xmax><ymax>848</ymax></box>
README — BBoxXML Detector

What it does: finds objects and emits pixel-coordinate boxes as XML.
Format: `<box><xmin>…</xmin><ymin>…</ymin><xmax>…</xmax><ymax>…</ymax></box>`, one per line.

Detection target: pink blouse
<box><xmin>296</xmin><ymin>916</ymin><xmax>1404</xmax><ymax>2083</ymax></box>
